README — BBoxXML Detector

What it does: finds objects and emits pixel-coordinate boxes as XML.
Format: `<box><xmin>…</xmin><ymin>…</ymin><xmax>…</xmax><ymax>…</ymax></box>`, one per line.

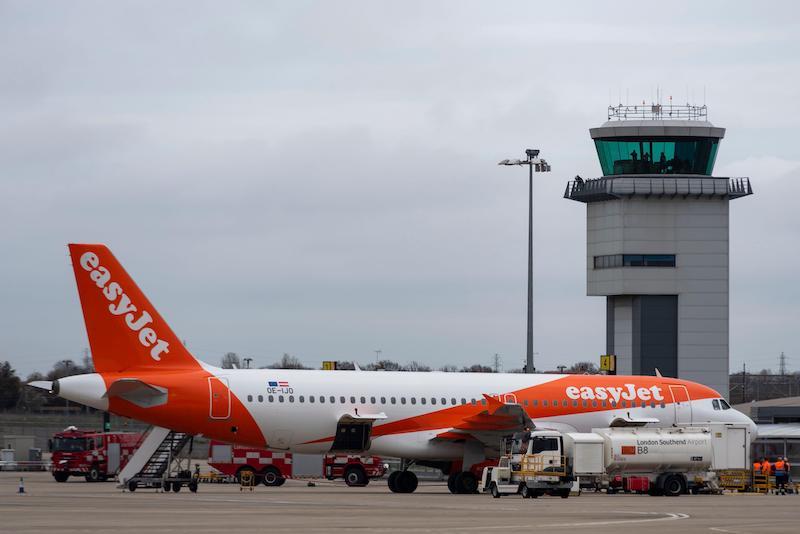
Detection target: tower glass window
<box><xmin>594</xmin><ymin>137</ymin><xmax>719</xmax><ymax>176</ymax></box>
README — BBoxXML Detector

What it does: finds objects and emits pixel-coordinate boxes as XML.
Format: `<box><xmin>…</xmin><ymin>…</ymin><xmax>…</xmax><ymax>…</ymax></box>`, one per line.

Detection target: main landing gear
<box><xmin>447</xmin><ymin>471</ymin><xmax>479</xmax><ymax>494</ymax></box>
<box><xmin>387</xmin><ymin>470</ymin><xmax>418</xmax><ymax>493</ymax></box>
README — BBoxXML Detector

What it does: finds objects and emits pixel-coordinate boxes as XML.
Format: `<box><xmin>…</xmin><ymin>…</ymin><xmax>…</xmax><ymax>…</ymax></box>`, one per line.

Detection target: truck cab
<box><xmin>50</xmin><ymin>426</ymin><xmax>142</xmax><ymax>482</ymax></box>
<box><xmin>482</xmin><ymin>430</ymin><xmax>573</xmax><ymax>499</ymax></box>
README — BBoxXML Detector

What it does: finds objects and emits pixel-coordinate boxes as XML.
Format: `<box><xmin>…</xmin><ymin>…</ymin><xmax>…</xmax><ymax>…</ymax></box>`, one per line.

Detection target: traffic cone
<box><xmin>18</xmin><ymin>477</ymin><xmax>25</xmax><ymax>494</ymax></box>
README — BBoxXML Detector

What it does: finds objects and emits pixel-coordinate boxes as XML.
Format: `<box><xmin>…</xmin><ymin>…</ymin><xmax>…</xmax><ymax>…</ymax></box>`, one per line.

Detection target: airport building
<box><xmin>565</xmin><ymin>104</ymin><xmax>752</xmax><ymax>397</ymax></box>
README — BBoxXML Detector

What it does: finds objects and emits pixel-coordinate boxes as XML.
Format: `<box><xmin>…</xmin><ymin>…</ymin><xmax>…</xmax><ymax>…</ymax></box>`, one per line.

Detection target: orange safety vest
<box><xmin>761</xmin><ymin>461</ymin><xmax>772</xmax><ymax>474</ymax></box>
<box><xmin>753</xmin><ymin>461</ymin><xmax>762</xmax><ymax>472</ymax></box>
<box><xmin>774</xmin><ymin>460</ymin><xmax>786</xmax><ymax>472</ymax></box>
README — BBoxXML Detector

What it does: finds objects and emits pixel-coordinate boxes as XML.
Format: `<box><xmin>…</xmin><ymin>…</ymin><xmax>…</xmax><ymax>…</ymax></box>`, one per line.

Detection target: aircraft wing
<box><xmin>432</xmin><ymin>394</ymin><xmax>534</xmax><ymax>451</ymax></box>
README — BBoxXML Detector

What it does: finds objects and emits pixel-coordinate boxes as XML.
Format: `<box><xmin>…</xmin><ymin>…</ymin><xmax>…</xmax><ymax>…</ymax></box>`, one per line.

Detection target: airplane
<box><xmin>30</xmin><ymin>244</ymin><xmax>756</xmax><ymax>494</ymax></box>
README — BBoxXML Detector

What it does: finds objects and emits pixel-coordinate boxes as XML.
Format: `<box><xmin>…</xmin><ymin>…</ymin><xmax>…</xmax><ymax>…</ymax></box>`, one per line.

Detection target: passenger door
<box><xmin>669</xmin><ymin>385</ymin><xmax>692</xmax><ymax>425</ymax></box>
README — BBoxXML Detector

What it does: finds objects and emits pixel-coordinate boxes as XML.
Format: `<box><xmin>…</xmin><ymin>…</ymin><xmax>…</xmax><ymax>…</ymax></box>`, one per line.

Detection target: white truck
<box><xmin>482</xmin><ymin>423</ymin><xmax>752</xmax><ymax>498</ymax></box>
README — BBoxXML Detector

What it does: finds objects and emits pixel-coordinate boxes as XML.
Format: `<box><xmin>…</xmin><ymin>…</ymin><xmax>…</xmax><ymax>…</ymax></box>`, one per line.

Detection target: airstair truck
<box><xmin>482</xmin><ymin>423</ymin><xmax>752</xmax><ymax>498</ymax></box>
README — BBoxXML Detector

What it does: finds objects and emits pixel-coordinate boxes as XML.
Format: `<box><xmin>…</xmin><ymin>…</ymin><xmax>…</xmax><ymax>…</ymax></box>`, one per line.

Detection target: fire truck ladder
<box><xmin>118</xmin><ymin>426</ymin><xmax>194</xmax><ymax>492</ymax></box>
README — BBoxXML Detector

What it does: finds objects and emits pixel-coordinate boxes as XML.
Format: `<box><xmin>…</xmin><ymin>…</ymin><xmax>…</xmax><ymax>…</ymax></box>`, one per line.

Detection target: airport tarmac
<box><xmin>2</xmin><ymin>471</ymin><xmax>798</xmax><ymax>534</ymax></box>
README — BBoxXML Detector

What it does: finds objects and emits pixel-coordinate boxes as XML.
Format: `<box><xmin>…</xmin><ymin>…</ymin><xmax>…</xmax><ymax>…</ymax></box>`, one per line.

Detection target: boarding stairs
<box><xmin>118</xmin><ymin>426</ymin><xmax>193</xmax><ymax>491</ymax></box>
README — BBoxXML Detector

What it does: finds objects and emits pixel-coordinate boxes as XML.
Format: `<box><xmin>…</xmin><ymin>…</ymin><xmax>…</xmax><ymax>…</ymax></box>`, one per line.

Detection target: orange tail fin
<box><xmin>68</xmin><ymin>244</ymin><xmax>202</xmax><ymax>373</ymax></box>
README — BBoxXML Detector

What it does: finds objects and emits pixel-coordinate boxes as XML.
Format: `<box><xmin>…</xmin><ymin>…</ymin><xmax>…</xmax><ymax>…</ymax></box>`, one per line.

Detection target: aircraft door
<box><xmin>668</xmin><ymin>385</ymin><xmax>692</xmax><ymax>425</ymax></box>
<box><xmin>208</xmin><ymin>376</ymin><xmax>231</xmax><ymax>419</ymax></box>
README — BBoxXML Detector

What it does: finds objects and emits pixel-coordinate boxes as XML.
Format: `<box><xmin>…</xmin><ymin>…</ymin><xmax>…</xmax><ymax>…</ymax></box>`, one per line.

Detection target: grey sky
<box><xmin>1</xmin><ymin>1</ymin><xmax>798</xmax><ymax>377</ymax></box>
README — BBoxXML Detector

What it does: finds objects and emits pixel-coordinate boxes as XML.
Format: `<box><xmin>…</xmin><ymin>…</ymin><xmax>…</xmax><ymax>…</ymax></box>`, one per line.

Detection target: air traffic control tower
<box><xmin>564</xmin><ymin>104</ymin><xmax>752</xmax><ymax>396</ymax></box>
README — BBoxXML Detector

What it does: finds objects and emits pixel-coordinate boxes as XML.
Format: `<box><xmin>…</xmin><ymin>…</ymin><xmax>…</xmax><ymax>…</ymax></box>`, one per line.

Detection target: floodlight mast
<box><xmin>498</xmin><ymin>150</ymin><xmax>551</xmax><ymax>374</ymax></box>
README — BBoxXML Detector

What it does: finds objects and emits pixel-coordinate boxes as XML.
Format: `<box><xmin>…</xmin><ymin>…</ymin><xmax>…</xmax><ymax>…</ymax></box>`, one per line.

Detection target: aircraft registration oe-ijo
<box><xmin>30</xmin><ymin>244</ymin><xmax>757</xmax><ymax>494</ymax></box>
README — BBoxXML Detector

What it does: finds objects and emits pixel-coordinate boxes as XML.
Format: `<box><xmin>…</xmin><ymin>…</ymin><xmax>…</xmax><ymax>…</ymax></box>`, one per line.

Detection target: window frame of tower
<box><xmin>594</xmin><ymin>254</ymin><xmax>676</xmax><ymax>269</ymax></box>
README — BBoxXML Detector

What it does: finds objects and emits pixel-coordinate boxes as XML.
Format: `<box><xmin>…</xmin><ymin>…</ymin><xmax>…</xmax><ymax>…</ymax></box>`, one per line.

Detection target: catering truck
<box><xmin>50</xmin><ymin>427</ymin><xmax>143</xmax><ymax>482</ymax></box>
<box><xmin>482</xmin><ymin>423</ymin><xmax>752</xmax><ymax>498</ymax></box>
<box><xmin>208</xmin><ymin>440</ymin><xmax>387</xmax><ymax>487</ymax></box>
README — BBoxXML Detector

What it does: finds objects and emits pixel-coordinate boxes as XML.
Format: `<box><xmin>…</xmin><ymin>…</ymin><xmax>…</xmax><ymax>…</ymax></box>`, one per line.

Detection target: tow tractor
<box><xmin>481</xmin><ymin>430</ymin><xmax>573</xmax><ymax>499</ymax></box>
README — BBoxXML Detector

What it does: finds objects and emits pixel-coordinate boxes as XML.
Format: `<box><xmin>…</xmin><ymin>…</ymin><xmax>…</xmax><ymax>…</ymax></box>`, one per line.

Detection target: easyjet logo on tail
<box><xmin>79</xmin><ymin>252</ymin><xmax>169</xmax><ymax>361</ymax></box>
<box><xmin>565</xmin><ymin>384</ymin><xmax>664</xmax><ymax>403</ymax></box>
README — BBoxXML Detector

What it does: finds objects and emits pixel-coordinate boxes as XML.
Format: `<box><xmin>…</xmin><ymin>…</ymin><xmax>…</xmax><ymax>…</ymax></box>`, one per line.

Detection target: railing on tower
<box><xmin>607</xmin><ymin>103</ymin><xmax>707</xmax><ymax>121</ymax></box>
<box><xmin>564</xmin><ymin>176</ymin><xmax>752</xmax><ymax>202</ymax></box>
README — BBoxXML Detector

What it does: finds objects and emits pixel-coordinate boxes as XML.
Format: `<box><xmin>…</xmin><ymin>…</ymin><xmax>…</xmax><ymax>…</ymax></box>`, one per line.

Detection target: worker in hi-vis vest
<box><xmin>774</xmin><ymin>457</ymin><xmax>788</xmax><ymax>495</ymax></box>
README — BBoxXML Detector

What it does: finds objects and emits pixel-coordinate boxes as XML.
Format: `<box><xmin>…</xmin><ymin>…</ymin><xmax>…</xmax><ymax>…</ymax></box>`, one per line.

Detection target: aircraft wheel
<box><xmin>387</xmin><ymin>471</ymin><xmax>401</xmax><ymax>493</ymax></box>
<box><xmin>395</xmin><ymin>471</ymin><xmax>418</xmax><ymax>493</ymax></box>
<box><xmin>454</xmin><ymin>471</ymin><xmax>478</xmax><ymax>494</ymax></box>
<box><xmin>447</xmin><ymin>473</ymin><xmax>458</xmax><ymax>494</ymax></box>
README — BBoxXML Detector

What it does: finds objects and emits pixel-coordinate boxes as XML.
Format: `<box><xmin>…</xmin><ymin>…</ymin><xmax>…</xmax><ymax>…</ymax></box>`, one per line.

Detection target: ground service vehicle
<box><xmin>50</xmin><ymin>426</ymin><xmax>142</xmax><ymax>482</ymax></box>
<box><xmin>208</xmin><ymin>441</ymin><xmax>386</xmax><ymax>486</ymax></box>
<box><xmin>483</xmin><ymin>423</ymin><xmax>752</xmax><ymax>498</ymax></box>
<box><xmin>31</xmin><ymin>244</ymin><xmax>757</xmax><ymax>494</ymax></box>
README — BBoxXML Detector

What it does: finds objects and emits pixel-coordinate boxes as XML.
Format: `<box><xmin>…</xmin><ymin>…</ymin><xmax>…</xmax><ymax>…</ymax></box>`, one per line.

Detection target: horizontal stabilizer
<box><xmin>104</xmin><ymin>378</ymin><xmax>168</xmax><ymax>408</ymax></box>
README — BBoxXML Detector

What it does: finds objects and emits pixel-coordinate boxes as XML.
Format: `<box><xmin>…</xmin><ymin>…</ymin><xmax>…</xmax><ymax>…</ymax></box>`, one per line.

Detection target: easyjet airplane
<box><xmin>31</xmin><ymin>244</ymin><xmax>756</xmax><ymax>494</ymax></box>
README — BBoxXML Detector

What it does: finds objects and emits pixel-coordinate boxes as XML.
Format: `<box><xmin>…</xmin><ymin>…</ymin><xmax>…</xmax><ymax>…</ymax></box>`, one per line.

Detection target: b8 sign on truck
<box><xmin>208</xmin><ymin>440</ymin><xmax>387</xmax><ymax>487</ymax></box>
<box><xmin>50</xmin><ymin>426</ymin><xmax>143</xmax><ymax>482</ymax></box>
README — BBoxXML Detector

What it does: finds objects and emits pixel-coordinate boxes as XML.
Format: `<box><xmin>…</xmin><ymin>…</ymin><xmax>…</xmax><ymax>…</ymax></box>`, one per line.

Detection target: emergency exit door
<box><xmin>208</xmin><ymin>376</ymin><xmax>231</xmax><ymax>419</ymax></box>
<box><xmin>669</xmin><ymin>385</ymin><xmax>692</xmax><ymax>425</ymax></box>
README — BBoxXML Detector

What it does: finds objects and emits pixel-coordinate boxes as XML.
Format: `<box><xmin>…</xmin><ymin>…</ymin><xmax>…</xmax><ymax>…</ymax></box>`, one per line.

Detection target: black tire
<box><xmin>53</xmin><ymin>472</ymin><xmax>69</xmax><ymax>483</ymax></box>
<box><xmin>454</xmin><ymin>471</ymin><xmax>478</xmax><ymax>494</ymax></box>
<box><xmin>344</xmin><ymin>466</ymin><xmax>368</xmax><ymax>487</ymax></box>
<box><xmin>261</xmin><ymin>466</ymin><xmax>284</xmax><ymax>487</ymax></box>
<box><xmin>127</xmin><ymin>480</ymin><xmax>137</xmax><ymax>492</ymax></box>
<box><xmin>447</xmin><ymin>473</ymin><xmax>458</xmax><ymax>494</ymax></box>
<box><xmin>560</xmin><ymin>488</ymin><xmax>570</xmax><ymax>499</ymax></box>
<box><xmin>162</xmin><ymin>481</ymin><xmax>172</xmax><ymax>492</ymax></box>
<box><xmin>276</xmin><ymin>477</ymin><xmax>286</xmax><ymax>487</ymax></box>
<box><xmin>172</xmin><ymin>482</ymin><xmax>181</xmax><ymax>493</ymax></box>
<box><xmin>388</xmin><ymin>471</ymin><xmax>400</xmax><ymax>493</ymax></box>
<box><xmin>662</xmin><ymin>475</ymin><xmax>684</xmax><ymax>497</ymax></box>
<box><xmin>86</xmin><ymin>465</ymin><xmax>102</xmax><ymax>483</ymax></box>
<box><xmin>396</xmin><ymin>471</ymin><xmax>418</xmax><ymax>493</ymax></box>
<box><xmin>520</xmin><ymin>484</ymin><xmax>531</xmax><ymax>499</ymax></box>
<box><xmin>188</xmin><ymin>481</ymin><xmax>198</xmax><ymax>493</ymax></box>
<box><xmin>490</xmin><ymin>482</ymin><xmax>501</xmax><ymax>498</ymax></box>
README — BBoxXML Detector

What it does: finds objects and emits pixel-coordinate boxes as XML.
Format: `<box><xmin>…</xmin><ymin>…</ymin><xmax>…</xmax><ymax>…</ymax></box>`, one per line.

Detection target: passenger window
<box><xmin>309</xmin><ymin>396</ymin><xmax>315</xmax><ymax>403</ymax></box>
<box><xmin>461</xmin><ymin>398</ymin><xmax>467</xmax><ymax>405</ymax></box>
<box><xmin>279</xmin><ymin>395</ymin><xmax>285</xmax><ymax>402</ymax></box>
<box><xmin>381</xmin><ymin>397</ymin><xmax>386</xmax><ymax>404</ymax></box>
<box><xmin>442</xmin><ymin>398</ymin><xmax>447</xmax><ymax>405</ymax></box>
<box><xmin>339</xmin><ymin>396</ymin><xmax>345</xmax><ymax>403</ymax></box>
<box><xmin>299</xmin><ymin>396</ymin><xmax>304</xmax><ymax>403</ymax></box>
<box><xmin>401</xmin><ymin>397</ymin><xmax>406</xmax><ymax>405</ymax></box>
<box><xmin>592</xmin><ymin>401</ymin><xmax>598</xmax><ymax>408</ymax></box>
<box><xmin>602</xmin><ymin>401</ymin><xmax>607</xmax><ymax>408</ymax></box>
<box><xmin>533</xmin><ymin>400</ymin><xmax>538</xmax><ymax>407</ymax></box>
<box><xmin>610</xmin><ymin>401</ymin><xmax>616</xmax><ymax>407</ymax></box>
<box><xmin>258</xmin><ymin>395</ymin><xmax>263</xmax><ymax>403</ymax></box>
<box><xmin>582</xmin><ymin>400</ymin><xmax>588</xmax><ymax>407</ymax></box>
<box><xmin>247</xmin><ymin>395</ymin><xmax>253</xmax><ymax>402</ymax></box>
<box><xmin>573</xmin><ymin>400</ymin><xmax>579</xmax><ymax>407</ymax></box>
<box><xmin>360</xmin><ymin>396</ymin><xmax>365</xmax><ymax>404</ymax></box>
<box><xmin>421</xmin><ymin>398</ymin><xmax>426</xmax><ymax>405</ymax></box>
<box><xmin>289</xmin><ymin>396</ymin><xmax>294</xmax><ymax>403</ymax></box>
<box><xmin>371</xmin><ymin>396</ymin><xmax>376</xmax><ymax>404</ymax></box>
<box><xmin>431</xmin><ymin>398</ymin><xmax>436</xmax><ymax>405</ymax></box>
<box><xmin>523</xmin><ymin>399</ymin><xmax>529</xmax><ymax>406</ymax></box>
<box><xmin>330</xmin><ymin>396</ymin><xmax>335</xmax><ymax>403</ymax></box>
<box><xmin>563</xmin><ymin>400</ymin><xmax>569</xmax><ymax>407</ymax></box>
<box><xmin>411</xmin><ymin>398</ymin><xmax>417</xmax><ymax>405</ymax></box>
<box><xmin>350</xmin><ymin>396</ymin><xmax>356</xmax><ymax>404</ymax></box>
<box><xmin>553</xmin><ymin>400</ymin><xmax>559</xmax><ymax>407</ymax></box>
<box><xmin>543</xmin><ymin>400</ymin><xmax>548</xmax><ymax>407</ymax></box>
<box><xmin>268</xmin><ymin>395</ymin><xmax>274</xmax><ymax>402</ymax></box>
<box><xmin>451</xmin><ymin>398</ymin><xmax>456</xmax><ymax>405</ymax></box>
<box><xmin>391</xmin><ymin>397</ymin><xmax>397</xmax><ymax>404</ymax></box>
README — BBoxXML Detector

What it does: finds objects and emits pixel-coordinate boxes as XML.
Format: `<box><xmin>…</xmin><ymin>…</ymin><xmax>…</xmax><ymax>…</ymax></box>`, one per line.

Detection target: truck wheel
<box><xmin>344</xmin><ymin>466</ymin><xmax>367</xmax><ymax>487</ymax></box>
<box><xmin>172</xmin><ymin>483</ymin><xmax>181</xmax><ymax>493</ymax></box>
<box><xmin>127</xmin><ymin>480</ymin><xmax>137</xmax><ymax>492</ymax></box>
<box><xmin>261</xmin><ymin>466</ymin><xmax>284</xmax><ymax>487</ymax></box>
<box><xmin>86</xmin><ymin>466</ymin><xmax>102</xmax><ymax>483</ymax></box>
<box><xmin>163</xmin><ymin>481</ymin><xmax>172</xmax><ymax>492</ymax></box>
<box><xmin>520</xmin><ymin>484</ymin><xmax>531</xmax><ymax>499</ymax></box>
<box><xmin>662</xmin><ymin>475</ymin><xmax>684</xmax><ymax>497</ymax></box>
<box><xmin>188</xmin><ymin>481</ymin><xmax>198</xmax><ymax>493</ymax></box>
<box><xmin>490</xmin><ymin>483</ymin><xmax>501</xmax><ymax>498</ymax></box>
<box><xmin>53</xmin><ymin>472</ymin><xmax>69</xmax><ymax>483</ymax></box>
<box><xmin>560</xmin><ymin>488</ymin><xmax>570</xmax><ymax>499</ymax></box>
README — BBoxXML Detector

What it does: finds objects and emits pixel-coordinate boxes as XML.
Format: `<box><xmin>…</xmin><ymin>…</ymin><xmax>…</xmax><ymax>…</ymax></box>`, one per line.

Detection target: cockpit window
<box><xmin>720</xmin><ymin>399</ymin><xmax>731</xmax><ymax>410</ymax></box>
<box><xmin>712</xmin><ymin>399</ymin><xmax>720</xmax><ymax>411</ymax></box>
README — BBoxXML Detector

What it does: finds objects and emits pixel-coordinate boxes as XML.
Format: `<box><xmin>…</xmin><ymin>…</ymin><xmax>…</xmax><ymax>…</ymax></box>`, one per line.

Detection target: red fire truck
<box><xmin>50</xmin><ymin>426</ymin><xmax>143</xmax><ymax>482</ymax></box>
<box><xmin>208</xmin><ymin>441</ymin><xmax>387</xmax><ymax>487</ymax></box>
